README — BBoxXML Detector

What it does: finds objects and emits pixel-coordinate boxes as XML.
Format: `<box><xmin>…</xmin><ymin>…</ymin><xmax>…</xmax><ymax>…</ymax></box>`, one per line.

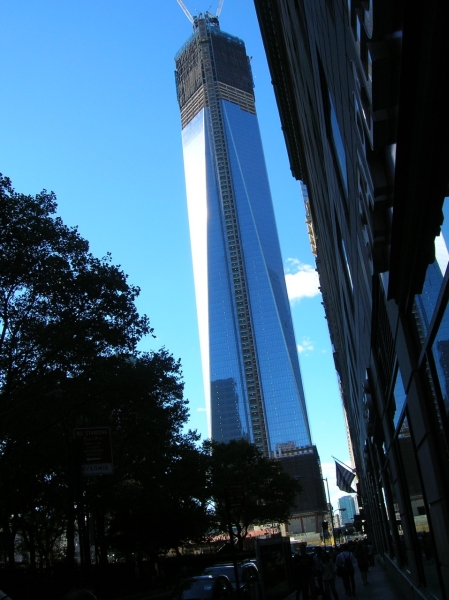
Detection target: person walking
<box><xmin>366</xmin><ymin>541</ymin><xmax>375</xmax><ymax>567</ymax></box>
<box><xmin>322</xmin><ymin>552</ymin><xmax>339</xmax><ymax>600</ymax></box>
<box><xmin>335</xmin><ymin>544</ymin><xmax>356</xmax><ymax>596</ymax></box>
<box><xmin>293</xmin><ymin>545</ymin><xmax>316</xmax><ymax>600</ymax></box>
<box><xmin>313</xmin><ymin>547</ymin><xmax>325</xmax><ymax>597</ymax></box>
<box><xmin>355</xmin><ymin>541</ymin><xmax>369</xmax><ymax>585</ymax></box>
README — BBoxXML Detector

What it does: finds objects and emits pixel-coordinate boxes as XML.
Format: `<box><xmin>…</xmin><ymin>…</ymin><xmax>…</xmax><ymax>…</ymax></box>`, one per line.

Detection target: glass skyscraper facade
<box><xmin>175</xmin><ymin>13</ymin><xmax>311</xmax><ymax>458</ymax></box>
<box><xmin>338</xmin><ymin>496</ymin><xmax>357</xmax><ymax>524</ymax></box>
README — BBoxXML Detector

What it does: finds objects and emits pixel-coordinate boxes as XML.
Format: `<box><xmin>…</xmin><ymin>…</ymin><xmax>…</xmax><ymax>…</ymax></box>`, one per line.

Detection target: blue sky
<box><xmin>1</xmin><ymin>0</ymin><xmax>354</xmax><ymax>509</ymax></box>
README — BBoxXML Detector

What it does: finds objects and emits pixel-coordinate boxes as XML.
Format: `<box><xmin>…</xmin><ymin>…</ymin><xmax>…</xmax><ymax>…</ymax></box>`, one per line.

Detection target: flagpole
<box><xmin>324</xmin><ymin>477</ymin><xmax>335</xmax><ymax>547</ymax></box>
<box><xmin>332</xmin><ymin>455</ymin><xmax>356</xmax><ymax>473</ymax></box>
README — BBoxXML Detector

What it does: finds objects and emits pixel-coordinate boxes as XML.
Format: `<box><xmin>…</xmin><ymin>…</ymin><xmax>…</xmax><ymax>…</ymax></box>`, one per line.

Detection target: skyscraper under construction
<box><xmin>174</xmin><ymin>12</ymin><xmax>313</xmax><ymax>459</ymax></box>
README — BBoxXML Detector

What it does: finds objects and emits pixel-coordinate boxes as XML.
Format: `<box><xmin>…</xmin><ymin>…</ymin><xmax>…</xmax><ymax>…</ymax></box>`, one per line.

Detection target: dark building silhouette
<box><xmin>253</xmin><ymin>0</ymin><xmax>449</xmax><ymax>596</ymax></box>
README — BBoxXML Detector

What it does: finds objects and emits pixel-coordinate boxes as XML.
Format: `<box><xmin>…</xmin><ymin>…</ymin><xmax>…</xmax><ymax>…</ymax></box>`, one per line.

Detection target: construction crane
<box><xmin>176</xmin><ymin>0</ymin><xmax>194</xmax><ymax>23</ymax></box>
<box><xmin>216</xmin><ymin>0</ymin><xmax>225</xmax><ymax>17</ymax></box>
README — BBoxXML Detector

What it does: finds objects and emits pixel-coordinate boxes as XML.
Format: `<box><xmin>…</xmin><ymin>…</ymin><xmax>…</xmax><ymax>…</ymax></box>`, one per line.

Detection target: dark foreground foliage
<box><xmin>206</xmin><ymin>439</ymin><xmax>301</xmax><ymax>550</ymax></box>
<box><xmin>0</xmin><ymin>175</ymin><xmax>211</xmax><ymax>578</ymax></box>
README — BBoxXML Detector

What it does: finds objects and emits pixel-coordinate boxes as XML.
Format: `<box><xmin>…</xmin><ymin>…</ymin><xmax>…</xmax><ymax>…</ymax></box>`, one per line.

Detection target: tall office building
<box><xmin>338</xmin><ymin>496</ymin><xmax>357</xmax><ymax>524</ymax></box>
<box><xmin>174</xmin><ymin>13</ymin><xmax>311</xmax><ymax>458</ymax></box>
<box><xmin>254</xmin><ymin>0</ymin><xmax>449</xmax><ymax>596</ymax></box>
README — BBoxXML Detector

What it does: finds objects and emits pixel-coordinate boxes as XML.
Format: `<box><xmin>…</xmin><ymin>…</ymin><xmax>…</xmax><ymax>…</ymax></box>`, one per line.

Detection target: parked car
<box><xmin>172</xmin><ymin>575</ymin><xmax>235</xmax><ymax>600</ymax></box>
<box><xmin>202</xmin><ymin>563</ymin><xmax>260</xmax><ymax>599</ymax></box>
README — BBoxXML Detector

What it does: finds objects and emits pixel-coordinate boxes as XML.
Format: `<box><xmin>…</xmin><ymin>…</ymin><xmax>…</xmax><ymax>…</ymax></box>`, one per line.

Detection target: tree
<box><xmin>206</xmin><ymin>439</ymin><xmax>302</xmax><ymax>550</ymax></box>
<box><xmin>83</xmin><ymin>353</ymin><xmax>213</xmax><ymax>560</ymax></box>
<box><xmin>0</xmin><ymin>174</ymin><xmax>152</xmax><ymax>565</ymax></box>
<box><xmin>0</xmin><ymin>174</ymin><xmax>151</xmax><ymax>427</ymax></box>
<box><xmin>0</xmin><ymin>175</ymin><xmax>212</xmax><ymax>569</ymax></box>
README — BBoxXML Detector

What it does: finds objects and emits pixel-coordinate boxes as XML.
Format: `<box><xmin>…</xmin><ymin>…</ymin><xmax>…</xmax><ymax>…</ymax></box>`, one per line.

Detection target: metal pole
<box><xmin>324</xmin><ymin>478</ymin><xmax>334</xmax><ymax>547</ymax></box>
<box><xmin>224</xmin><ymin>487</ymin><xmax>242</xmax><ymax>600</ymax></box>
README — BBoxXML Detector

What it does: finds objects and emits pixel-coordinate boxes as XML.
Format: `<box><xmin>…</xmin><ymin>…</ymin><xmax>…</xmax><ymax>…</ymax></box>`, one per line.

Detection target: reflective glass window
<box><xmin>396</xmin><ymin>418</ymin><xmax>441</xmax><ymax>598</ymax></box>
<box><xmin>329</xmin><ymin>92</ymin><xmax>348</xmax><ymax>194</ymax></box>
<box><xmin>431</xmin><ymin>305</ymin><xmax>449</xmax><ymax>416</ymax></box>
<box><xmin>219</xmin><ymin>101</ymin><xmax>311</xmax><ymax>452</ymax></box>
<box><xmin>392</xmin><ymin>368</ymin><xmax>406</xmax><ymax>429</ymax></box>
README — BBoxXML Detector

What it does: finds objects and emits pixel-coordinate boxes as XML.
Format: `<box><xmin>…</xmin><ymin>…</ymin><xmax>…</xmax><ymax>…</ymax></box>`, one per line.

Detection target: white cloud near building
<box><xmin>285</xmin><ymin>258</ymin><xmax>320</xmax><ymax>302</ymax></box>
<box><xmin>297</xmin><ymin>337</ymin><xmax>314</xmax><ymax>354</ymax></box>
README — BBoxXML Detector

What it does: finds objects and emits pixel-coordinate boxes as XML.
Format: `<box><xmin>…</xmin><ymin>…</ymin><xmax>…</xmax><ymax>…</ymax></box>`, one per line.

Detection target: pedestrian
<box><xmin>322</xmin><ymin>552</ymin><xmax>339</xmax><ymax>600</ymax></box>
<box><xmin>355</xmin><ymin>541</ymin><xmax>369</xmax><ymax>585</ymax></box>
<box><xmin>335</xmin><ymin>544</ymin><xmax>356</xmax><ymax>596</ymax></box>
<box><xmin>366</xmin><ymin>541</ymin><xmax>375</xmax><ymax>566</ymax></box>
<box><xmin>293</xmin><ymin>544</ymin><xmax>316</xmax><ymax>600</ymax></box>
<box><xmin>313</xmin><ymin>547</ymin><xmax>325</xmax><ymax>597</ymax></box>
<box><xmin>422</xmin><ymin>532</ymin><xmax>433</xmax><ymax>562</ymax></box>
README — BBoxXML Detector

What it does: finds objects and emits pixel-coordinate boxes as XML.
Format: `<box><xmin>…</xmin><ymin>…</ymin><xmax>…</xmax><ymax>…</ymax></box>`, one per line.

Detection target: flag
<box><xmin>336</xmin><ymin>461</ymin><xmax>356</xmax><ymax>494</ymax></box>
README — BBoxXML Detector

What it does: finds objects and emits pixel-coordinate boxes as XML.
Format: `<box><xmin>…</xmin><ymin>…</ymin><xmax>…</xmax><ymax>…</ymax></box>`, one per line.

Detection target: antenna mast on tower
<box><xmin>176</xmin><ymin>0</ymin><xmax>194</xmax><ymax>23</ymax></box>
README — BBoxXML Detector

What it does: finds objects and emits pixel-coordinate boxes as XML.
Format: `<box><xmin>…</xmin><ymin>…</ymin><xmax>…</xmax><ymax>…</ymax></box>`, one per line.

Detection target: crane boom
<box><xmin>177</xmin><ymin>0</ymin><xmax>194</xmax><ymax>23</ymax></box>
<box><xmin>216</xmin><ymin>0</ymin><xmax>225</xmax><ymax>17</ymax></box>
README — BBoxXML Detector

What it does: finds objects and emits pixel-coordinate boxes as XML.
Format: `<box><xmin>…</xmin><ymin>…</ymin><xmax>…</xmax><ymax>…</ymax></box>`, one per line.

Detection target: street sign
<box><xmin>74</xmin><ymin>427</ymin><xmax>113</xmax><ymax>475</ymax></box>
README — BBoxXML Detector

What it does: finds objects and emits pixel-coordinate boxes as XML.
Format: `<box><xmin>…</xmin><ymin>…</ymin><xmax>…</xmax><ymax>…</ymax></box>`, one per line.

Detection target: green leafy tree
<box><xmin>206</xmin><ymin>439</ymin><xmax>302</xmax><ymax>550</ymax></box>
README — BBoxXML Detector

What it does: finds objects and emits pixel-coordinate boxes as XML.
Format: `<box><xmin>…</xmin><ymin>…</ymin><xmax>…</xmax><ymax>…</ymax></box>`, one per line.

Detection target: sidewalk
<box><xmin>285</xmin><ymin>559</ymin><xmax>405</xmax><ymax>600</ymax></box>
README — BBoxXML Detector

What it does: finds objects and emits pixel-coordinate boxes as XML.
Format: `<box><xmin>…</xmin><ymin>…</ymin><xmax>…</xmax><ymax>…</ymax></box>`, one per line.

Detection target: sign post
<box><xmin>73</xmin><ymin>427</ymin><xmax>113</xmax><ymax>563</ymax></box>
<box><xmin>224</xmin><ymin>483</ymin><xmax>245</xmax><ymax>600</ymax></box>
<box><xmin>74</xmin><ymin>427</ymin><xmax>114</xmax><ymax>475</ymax></box>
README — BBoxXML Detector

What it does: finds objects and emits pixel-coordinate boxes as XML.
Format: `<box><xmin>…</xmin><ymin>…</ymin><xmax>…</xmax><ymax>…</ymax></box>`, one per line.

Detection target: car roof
<box><xmin>205</xmin><ymin>562</ymin><xmax>256</xmax><ymax>568</ymax></box>
<box><xmin>186</xmin><ymin>575</ymin><xmax>221</xmax><ymax>580</ymax></box>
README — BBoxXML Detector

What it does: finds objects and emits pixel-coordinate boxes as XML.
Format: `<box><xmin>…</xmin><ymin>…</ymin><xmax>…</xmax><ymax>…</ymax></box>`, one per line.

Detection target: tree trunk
<box><xmin>3</xmin><ymin>519</ymin><xmax>15</xmax><ymax>568</ymax></box>
<box><xmin>66</xmin><ymin>439</ymin><xmax>76</xmax><ymax>566</ymax></box>
<box><xmin>96</xmin><ymin>509</ymin><xmax>108</xmax><ymax>566</ymax></box>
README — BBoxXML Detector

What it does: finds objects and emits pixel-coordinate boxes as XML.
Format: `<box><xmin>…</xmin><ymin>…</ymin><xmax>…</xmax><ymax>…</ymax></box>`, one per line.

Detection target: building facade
<box><xmin>175</xmin><ymin>13</ymin><xmax>312</xmax><ymax>459</ymax></box>
<box><xmin>253</xmin><ymin>0</ymin><xmax>449</xmax><ymax>598</ymax></box>
<box><xmin>338</xmin><ymin>496</ymin><xmax>357</xmax><ymax>524</ymax></box>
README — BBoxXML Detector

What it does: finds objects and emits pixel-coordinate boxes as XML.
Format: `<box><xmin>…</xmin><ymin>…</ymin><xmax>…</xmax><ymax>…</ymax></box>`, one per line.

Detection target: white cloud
<box><xmin>297</xmin><ymin>337</ymin><xmax>314</xmax><ymax>354</ymax></box>
<box><xmin>197</xmin><ymin>407</ymin><xmax>207</xmax><ymax>412</ymax></box>
<box><xmin>285</xmin><ymin>258</ymin><xmax>320</xmax><ymax>303</ymax></box>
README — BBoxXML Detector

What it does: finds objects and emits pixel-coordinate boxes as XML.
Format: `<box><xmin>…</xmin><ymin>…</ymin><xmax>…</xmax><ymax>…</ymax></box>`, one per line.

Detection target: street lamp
<box><xmin>336</xmin><ymin>508</ymin><xmax>347</xmax><ymax>542</ymax></box>
<box><xmin>323</xmin><ymin>477</ymin><xmax>334</xmax><ymax>547</ymax></box>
